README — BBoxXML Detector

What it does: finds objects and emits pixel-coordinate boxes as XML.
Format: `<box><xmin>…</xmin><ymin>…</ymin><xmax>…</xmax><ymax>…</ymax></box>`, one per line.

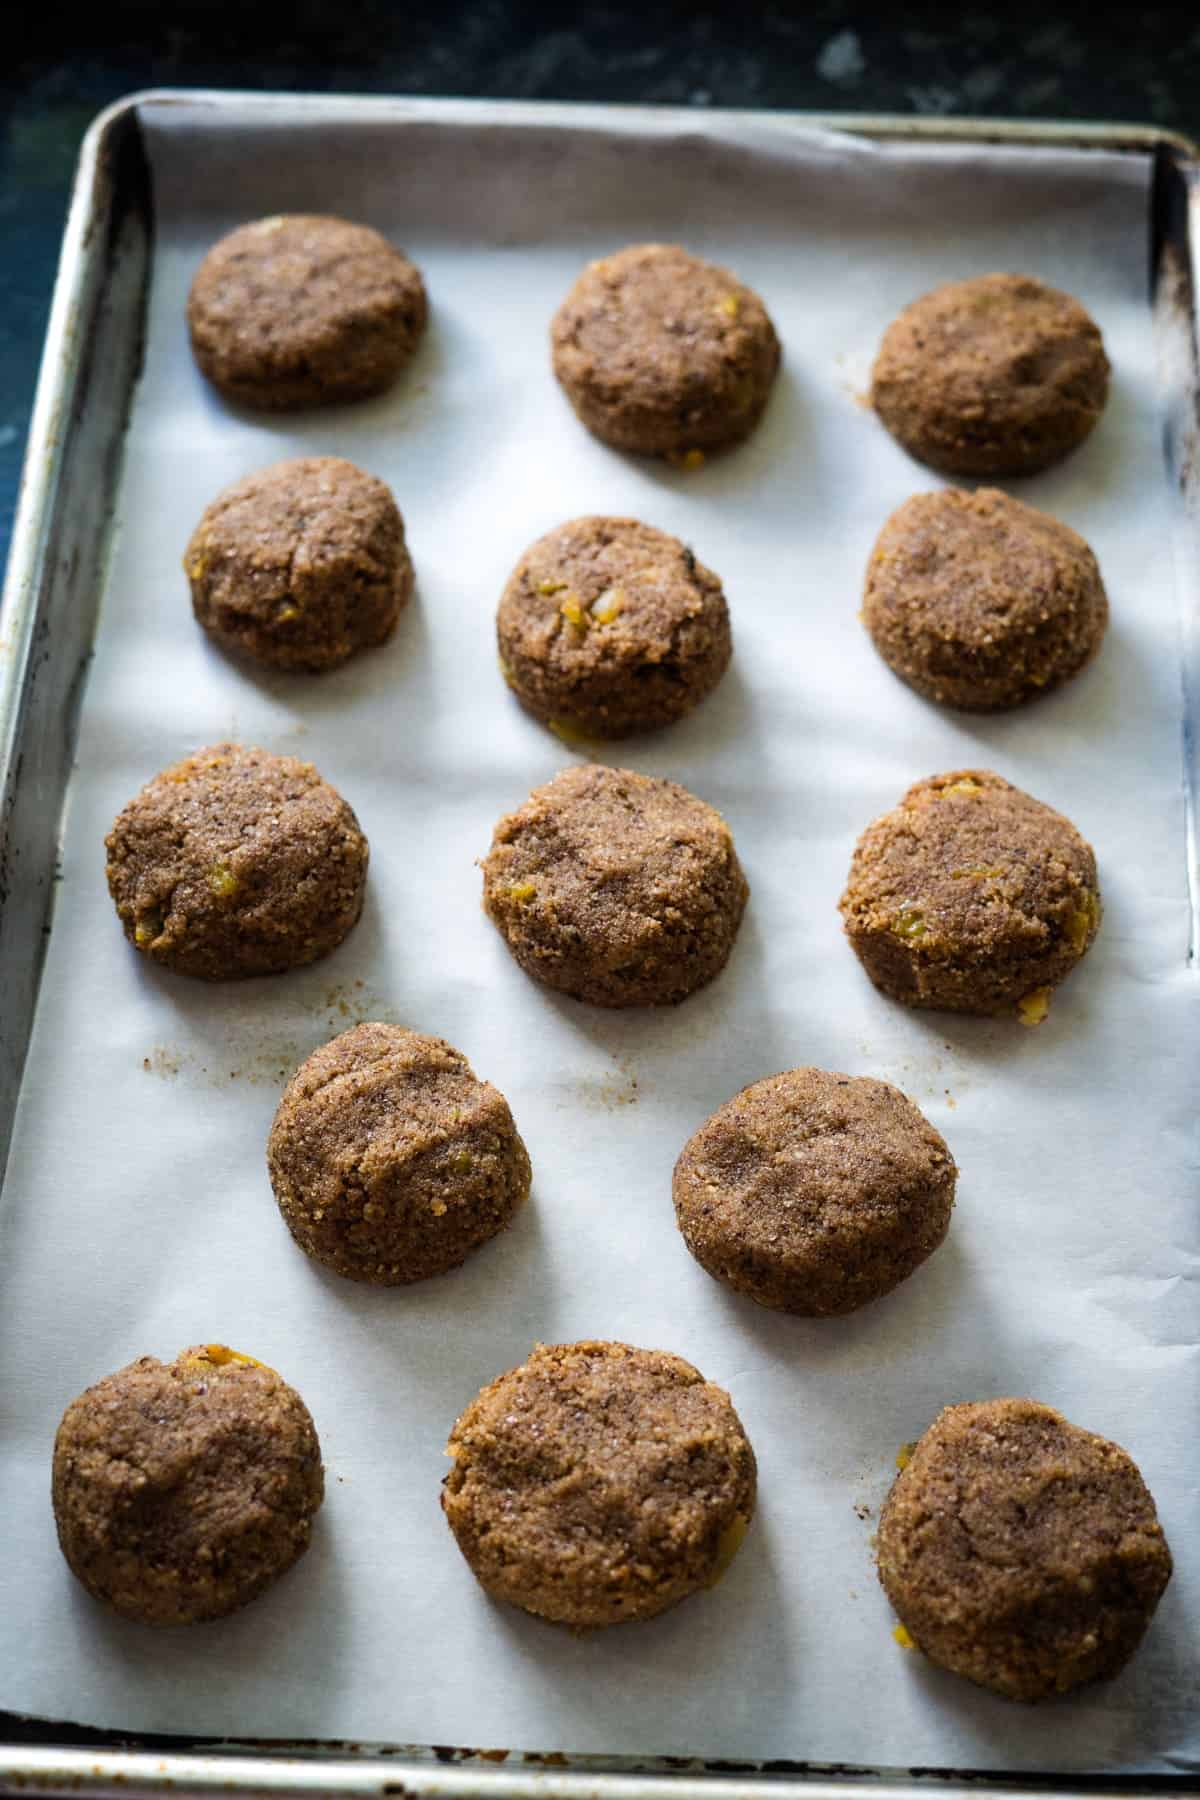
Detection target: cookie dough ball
<box><xmin>52</xmin><ymin>1346</ymin><xmax>323</xmax><ymax>1625</ymax></box>
<box><xmin>268</xmin><ymin>1023</ymin><xmax>530</xmax><ymax>1284</ymax></box>
<box><xmin>497</xmin><ymin>516</ymin><xmax>731</xmax><ymax>738</ymax></box>
<box><xmin>673</xmin><ymin>1069</ymin><xmax>955</xmax><ymax>1316</ymax></box>
<box><xmin>551</xmin><ymin>243</ymin><xmax>780</xmax><ymax>457</ymax></box>
<box><xmin>105</xmin><ymin>743</ymin><xmax>368</xmax><ymax>980</ymax></box>
<box><xmin>442</xmin><ymin>1340</ymin><xmax>756</xmax><ymax>1628</ymax></box>
<box><xmin>863</xmin><ymin>489</ymin><xmax>1108</xmax><ymax>711</ymax></box>
<box><xmin>839</xmin><ymin>770</ymin><xmax>1100</xmax><ymax>1022</ymax></box>
<box><xmin>187</xmin><ymin>214</ymin><xmax>427</xmax><ymax>410</ymax></box>
<box><xmin>482</xmin><ymin>763</ymin><xmax>748</xmax><ymax>1007</ymax></box>
<box><xmin>871</xmin><ymin>274</ymin><xmax>1109</xmax><ymax>477</ymax></box>
<box><xmin>186</xmin><ymin>457</ymin><xmax>413</xmax><ymax>672</ymax></box>
<box><xmin>878</xmin><ymin>1399</ymin><xmax>1173</xmax><ymax>1701</ymax></box>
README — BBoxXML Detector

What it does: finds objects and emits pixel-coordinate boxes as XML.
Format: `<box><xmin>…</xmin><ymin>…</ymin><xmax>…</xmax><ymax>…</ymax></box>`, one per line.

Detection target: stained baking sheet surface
<box><xmin>0</xmin><ymin>101</ymin><xmax>1196</xmax><ymax>1773</ymax></box>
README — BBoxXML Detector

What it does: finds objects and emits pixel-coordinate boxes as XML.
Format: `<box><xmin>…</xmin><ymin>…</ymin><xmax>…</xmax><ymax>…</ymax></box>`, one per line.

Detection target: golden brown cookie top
<box><xmin>673</xmin><ymin>1068</ymin><xmax>956</xmax><ymax>1316</ymax></box>
<box><xmin>52</xmin><ymin>1347</ymin><xmax>323</xmax><ymax>1625</ymax></box>
<box><xmin>186</xmin><ymin>456</ymin><xmax>411</xmax><ymax>672</ymax></box>
<box><xmin>497</xmin><ymin>515</ymin><xmax>731</xmax><ymax>737</ymax></box>
<box><xmin>840</xmin><ymin>770</ymin><xmax>1100</xmax><ymax>1020</ymax></box>
<box><xmin>871</xmin><ymin>272</ymin><xmax>1109</xmax><ymax>476</ymax></box>
<box><xmin>877</xmin><ymin>1398</ymin><xmax>1172</xmax><ymax>1701</ymax></box>
<box><xmin>105</xmin><ymin>743</ymin><xmax>368</xmax><ymax>980</ymax></box>
<box><xmin>842</xmin><ymin>770</ymin><xmax>1099</xmax><ymax>948</ymax></box>
<box><xmin>482</xmin><ymin>763</ymin><xmax>748</xmax><ymax>1006</ymax></box>
<box><xmin>551</xmin><ymin>243</ymin><xmax>780</xmax><ymax>456</ymax></box>
<box><xmin>863</xmin><ymin>487</ymin><xmax>1108</xmax><ymax>710</ymax></box>
<box><xmin>487</xmin><ymin>761</ymin><xmax>736</xmax><ymax>895</ymax></box>
<box><xmin>188</xmin><ymin>214</ymin><xmax>427</xmax><ymax>410</ymax></box>
<box><xmin>442</xmin><ymin>1340</ymin><xmax>756</xmax><ymax>1628</ymax></box>
<box><xmin>267</xmin><ymin>1023</ymin><xmax>530</xmax><ymax>1285</ymax></box>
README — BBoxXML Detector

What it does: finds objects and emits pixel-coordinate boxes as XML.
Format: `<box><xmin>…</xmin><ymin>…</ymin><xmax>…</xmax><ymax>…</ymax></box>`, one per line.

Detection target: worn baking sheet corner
<box><xmin>0</xmin><ymin>96</ymin><xmax>151</xmax><ymax>1182</ymax></box>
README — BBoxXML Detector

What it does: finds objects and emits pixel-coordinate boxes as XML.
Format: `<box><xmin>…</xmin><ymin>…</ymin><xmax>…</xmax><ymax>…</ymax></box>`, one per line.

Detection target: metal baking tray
<box><xmin>1</xmin><ymin>90</ymin><xmax>1197</xmax><ymax>1800</ymax></box>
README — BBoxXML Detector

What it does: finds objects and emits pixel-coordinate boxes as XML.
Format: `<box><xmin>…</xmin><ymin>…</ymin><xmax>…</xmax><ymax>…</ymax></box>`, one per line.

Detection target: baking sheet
<box><xmin>0</xmin><ymin>101</ymin><xmax>1196</xmax><ymax>1774</ymax></box>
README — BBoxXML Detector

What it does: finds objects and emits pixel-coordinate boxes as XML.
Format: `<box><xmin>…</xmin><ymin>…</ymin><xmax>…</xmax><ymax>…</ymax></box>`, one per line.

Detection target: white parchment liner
<box><xmin>0</xmin><ymin>101</ymin><xmax>1195</xmax><ymax>1773</ymax></box>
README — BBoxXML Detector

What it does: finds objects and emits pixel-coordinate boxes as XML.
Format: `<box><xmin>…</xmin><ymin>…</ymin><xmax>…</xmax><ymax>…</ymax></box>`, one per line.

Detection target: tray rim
<box><xmin>1</xmin><ymin>87</ymin><xmax>1197</xmax><ymax>1800</ymax></box>
<box><xmin>87</xmin><ymin>84</ymin><xmax>1200</xmax><ymax>158</ymax></box>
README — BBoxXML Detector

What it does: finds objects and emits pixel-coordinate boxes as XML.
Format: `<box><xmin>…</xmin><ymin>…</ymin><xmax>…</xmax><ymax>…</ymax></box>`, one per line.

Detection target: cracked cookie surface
<box><xmin>877</xmin><ymin>1398</ymin><xmax>1172</xmax><ymax>1701</ymax></box>
<box><xmin>268</xmin><ymin>1023</ymin><xmax>530</xmax><ymax>1283</ymax></box>
<box><xmin>442</xmin><ymin>1339</ymin><xmax>756</xmax><ymax>1628</ymax></box>
<box><xmin>673</xmin><ymin>1068</ymin><xmax>955</xmax><ymax>1315</ymax></box>
<box><xmin>482</xmin><ymin>762</ymin><xmax>748</xmax><ymax>1007</ymax></box>
<box><xmin>105</xmin><ymin>743</ymin><xmax>368</xmax><ymax>980</ymax></box>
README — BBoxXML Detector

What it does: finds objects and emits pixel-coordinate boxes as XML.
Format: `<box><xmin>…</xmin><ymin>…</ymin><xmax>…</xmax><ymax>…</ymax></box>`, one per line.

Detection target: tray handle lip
<box><xmin>0</xmin><ymin>89</ymin><xmax>142</xmax><ymax>777</ymax></box>
<box><xmin>0</xmin><ymin>1741</ymin><xmax>1186</xmax><ymax>1799</ymax></box>
<box><xmin>97</xmin><ymin>85</ymin><xmax>1200</xmax><ymax>164</ymax></box>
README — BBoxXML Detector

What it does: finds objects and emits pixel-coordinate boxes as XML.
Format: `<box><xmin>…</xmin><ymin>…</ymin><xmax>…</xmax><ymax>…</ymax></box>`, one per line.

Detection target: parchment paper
<box><xmin>1</xmin><ymin>100</ymin><xmax>1196</xmax><ymax>1773</ymax></box>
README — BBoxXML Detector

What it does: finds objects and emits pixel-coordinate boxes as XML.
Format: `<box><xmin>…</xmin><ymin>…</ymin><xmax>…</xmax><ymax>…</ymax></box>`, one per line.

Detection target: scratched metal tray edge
<box><xmin>0</xmin><ymin>89</ymin><xmax>1197</xmax><ymax>1800</ymax></box>
<box><xmin>0</xmin><ymin>90</ymin><xmax>151</xmax><ymax>1184</ymax></box>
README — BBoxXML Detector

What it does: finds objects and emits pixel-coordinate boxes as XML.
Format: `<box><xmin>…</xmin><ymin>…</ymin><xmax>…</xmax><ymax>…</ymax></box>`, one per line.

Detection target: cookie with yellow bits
<box><xmin>497</xmin><ymin>515</ymin><xmax>731</xmax><ymax>738</ymax></box>
<box><xmin>52</xmin><ymin>1345</ymin><xmax>323</xmax><ymax>1625</ymax></box>
<box><xmin>482</xmin><ymin>763</ymin><xmax>748</xmax><ymax>1007</ymax></box>
<box><xmin>839</xmin><ymin>770</ymin><xmax>1100</xmax><ymax>1021</ymax></box>
<box><xmin>105</xmin><ymin>743</ymin><xmax>368</xmax><ymax>980</ymax></box>
<box><xmin>877</xmin><ymin>1398</ymin><xmax>1172</xmax><ymax>1701</ymax></box>
<box><xmin>551</xmin><ymin>243</ymin><xmax>780</xmax><ymax>457</ymax></box>
<box><xmin>186</xmin><ymin>457</ymin><xmax>411</xmax><ymax>673</ymax></box>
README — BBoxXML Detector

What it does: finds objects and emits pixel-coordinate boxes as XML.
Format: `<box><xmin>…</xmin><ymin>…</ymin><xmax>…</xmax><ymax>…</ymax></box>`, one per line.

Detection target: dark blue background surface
<box><xmin>4</xmin><ymin>4</ymin><xmax>1198</xmax><ymax>581</ymax></box>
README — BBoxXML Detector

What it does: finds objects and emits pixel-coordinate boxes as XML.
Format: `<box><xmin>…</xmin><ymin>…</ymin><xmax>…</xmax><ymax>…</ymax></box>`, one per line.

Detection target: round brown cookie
<box><xmin>497</xmin><ymin>516</ymin><xmax>731</xmax><ymax>738</ymax></box>
<box><xmin>871</xmin><ymin>273</ymin><xmax>1109</xmax><ymax>477</ymax></box>
<box><xmin>442</xmin><ymin>1340</ymin><xmax>756</xmax><ymax>1628</ymax></box>
<box><xmin>550</xmin><ymin>243</ymin><xmax>781</xmax><ymax>457</ymax></box>
<box><xmin>52</xmin><ymin>1345</ymin><xmax>324</xmax><ymax>1625</ymax></box>
<box><xmin>673</xmin><ymin>1069</ymin><xmax>955</xmax><ymax>1316</ymax></box>
<box><xmin>481</xmin><ymin>762</ymin><xmax>748</xmax><ymax>1007</ymax></box>
<box><xmin>187</xmin><ymin>214</ymin><xmax>427</xmax><ymax>410</ymax></box>
<box><xmin>105</xmin><ymin>743</ymin><xmax>368</xmax><ymax>980</ymax></box>
<box><xmin>186</xmin><ymin>457</ymin><xmax>413</xmax><ymax>672</ymax></box>
<box><xmin>839</xmin><ymin>770</ymin><xmax>1100</xmax><ymax>1022</ymax></box>
<box><xmin>267</xmin><ymin>1022</ymin><xmax>530</xmax><ymax>1284</ymax></box>
<box><xmin>863</xmin><ymin>488</ymin><xmax>1108</xmax><ymax>711</ymax></box>
<box><xmin>877</xmin><ymin>1398</ymin><xmax>1173</xmax><ymax>1702</ymax></box>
